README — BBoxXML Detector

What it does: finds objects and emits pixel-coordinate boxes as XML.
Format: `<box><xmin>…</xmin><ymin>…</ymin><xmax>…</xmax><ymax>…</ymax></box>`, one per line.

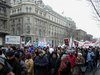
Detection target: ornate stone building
<box><xmin>10</xmin><ymin>0</ymin><xmax>76</xmax><ymax>47</ymax></box>
<box><xmin>0</xmin><ymin>0</ymin><xmax>11</xmax><ymax>45</ymax></box>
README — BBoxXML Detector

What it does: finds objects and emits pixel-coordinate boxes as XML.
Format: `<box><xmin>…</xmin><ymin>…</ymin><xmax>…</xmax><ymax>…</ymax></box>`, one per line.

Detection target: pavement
<box><xmin>93</xmin><ymin>67</ymin><xmax>100</xmax><ymax>75</ymax></box>
<box><xmin>85</xmin><ymin>62</ymin><xmax>100</xmax><ymax>75</ymax></box>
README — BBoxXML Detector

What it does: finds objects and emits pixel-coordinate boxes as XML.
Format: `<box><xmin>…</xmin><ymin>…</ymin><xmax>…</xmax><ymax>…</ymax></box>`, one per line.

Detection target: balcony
<box><xmin>0</xmin><ymin>28</ymin><xmax>10</xmax><ymax>34</ymax></box>
<box><xmin>0</xmin><ymin>13</ymin><xmax>7</xmax><ymax>18</ymax></box>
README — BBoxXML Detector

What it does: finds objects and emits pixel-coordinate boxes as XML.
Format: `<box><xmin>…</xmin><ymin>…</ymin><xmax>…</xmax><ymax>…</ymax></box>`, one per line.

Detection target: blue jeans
<box><xmin>87</xmin><ymin>61</ymin><xmax>93</xmax><ymax>71</ymax></box>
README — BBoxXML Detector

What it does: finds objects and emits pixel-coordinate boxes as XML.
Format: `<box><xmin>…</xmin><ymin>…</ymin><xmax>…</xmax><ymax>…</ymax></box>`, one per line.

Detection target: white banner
<box><xmin>5</xmin><ymin>36</ymin><xmax>21</xmax><ymax>44</ymax></box>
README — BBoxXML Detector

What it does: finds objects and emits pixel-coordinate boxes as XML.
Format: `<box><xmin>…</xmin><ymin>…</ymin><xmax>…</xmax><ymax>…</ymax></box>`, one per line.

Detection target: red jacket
<box><xmin>58</xmin><ymin>54</ymin><xmax>76</xmax><ymax>75</ymax></box>
<box><xmin>67</xmin><ymin>54</ymin><xmax>76</xmax><ymax>68</ymax></box>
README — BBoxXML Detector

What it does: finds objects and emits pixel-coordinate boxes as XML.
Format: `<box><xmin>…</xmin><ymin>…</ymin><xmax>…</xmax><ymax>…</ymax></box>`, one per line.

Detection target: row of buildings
<box><xmin>0</xmin><ymin>0</ymin><xmax>93</xmax><ymax>47</ymax></box>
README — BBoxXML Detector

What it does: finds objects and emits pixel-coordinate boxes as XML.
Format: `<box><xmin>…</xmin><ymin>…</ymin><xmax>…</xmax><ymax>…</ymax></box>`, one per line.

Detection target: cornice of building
<box><xmin>10</xmin><ymin>12</ymin><xmax>68</xmax><ymax>28</ymax></box>
<box><xmin>11</xmin><ymin>1</ymin><xmax>67</xmax><ymax>22</ymax></box>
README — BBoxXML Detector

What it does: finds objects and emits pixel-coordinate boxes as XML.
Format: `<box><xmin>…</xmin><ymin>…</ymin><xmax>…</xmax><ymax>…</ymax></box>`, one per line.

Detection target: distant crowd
<box><xmin>0</xmin><ymin>45</ymin><xmax>100</xmax><ymax>75</ymax></box>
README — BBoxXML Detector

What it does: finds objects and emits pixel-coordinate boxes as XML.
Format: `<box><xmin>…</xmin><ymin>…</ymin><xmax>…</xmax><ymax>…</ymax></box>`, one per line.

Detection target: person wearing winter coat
<box><xmin>34</xmin><ymin>50</ymin><xmax>49</xmax><ymax>75</ymax></box>
<box><xmin>58</xmin><ymin>53</ymin><xmax>71</xmax><ymax>75</ymax></box>
<box><xmin>49</xmin><ymin>52</ymin><xmax>60</xmax><ymax>75</ymax></box>
<box><xmin>0</xmin><ymin>56</ymin><xmax>14</xmax><ymax>75</ymax></box>
<box><xmin>73</xmin><ymin>53</ymin><xmax>85</xmax><ymax>75</ymax></box>
<box><xmin>6</xmin><ymin>51</ymin><xmax>22</xmax><ymax>75</ymax></box>
<box><xmin>86</xmin><ymin>49</ymin><xmax>95</xmax><ymax>71</ymax></box>
<box><xmin>67</xmin><ymin>52</ymin><xmax>76</xmax><ymax>69</ymax></box>
<box><xmin>15</xmin><ymin>51</ymin><xmax>27</xmax><ymax>75</ymax></box>
<box><xmin>25</xmin><ymin>52</ymin><xmax>34</xmax><ymax>75</ymax></box>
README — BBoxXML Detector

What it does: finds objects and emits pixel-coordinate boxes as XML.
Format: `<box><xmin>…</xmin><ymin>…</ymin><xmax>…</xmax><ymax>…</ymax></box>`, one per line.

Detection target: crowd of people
<box><xmin>0</xmin><ymin>45</ymin><xmax>100</xmax><ymax>75</ymax></box>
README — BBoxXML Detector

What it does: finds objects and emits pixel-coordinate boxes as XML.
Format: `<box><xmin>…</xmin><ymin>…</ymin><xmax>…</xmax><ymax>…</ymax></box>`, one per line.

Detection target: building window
<box><xmin>12</xmin><ymin>28</ymin><xmax>15</xmax><ymax>35</ymax></box>
<box><xmin>13</xmin><ymin>0</ymin><xmax>16</xmax><ymax>5</ymax></box>
<box><xmin>29</xmin><ymin>7</ymin><xmax>32</xmax><ymax>12</ymax></box>
<box><xmin>43</xmin><ymin>13</ymin><xmax>46</xmax><ymax>17</ymax></box>
<box><xmin>18</xmin><ymin>8</ymin><xmax>21</xmax><ymax>12</ymax></box>
<box><xmin>27</xmin><ymin>17</ymin><xmax>30</xmax><ymax>23</ymax></box>
<box><xmin>18</xmin><ymin>18</ymin><xmax>20</xmax><ymax>22</ymax></box>
<box><xmin>43</xmin><ymin>30</ymin><xmax>45</xmax><ymax>36</ymax></box>
<box><xmin>17</xmin><ymin>9</ymin><xmax>19</xmax><ymax>13</ymax></box>
<box><xmin>27</xmin><ymin>0</ymin><xmax>30</xmax><ymax>2</ymax></box>
<box><xmin>32</xmin><ymin>0</ymin><xmax>35</xmax><ymax>2</ymax></box>
<box><xmin>0</xmin><ymin>7</ymin><xmax>3</xmax><ymax>13</ymax></box>
<box><xmin>27</xmin><ymin>26</ymin><xmax>30</xmax><ymax>33</ymax></box>
<box><xmin>14</xmin><ymin>9</ymin><xmax>16</xmax><ymax>13</ymax></box>
<box><xmin>20</xmin><ymin>0</ymin><xmax>22</xmax><ymax>3</ymax></box>
<box><xmin>49</xmin><ymin>16</ymin><xmax>50</xmax><ymax>19</ymax></box>
<box><xmin>17</xmin><ymin>26</ymin><xmax>20</xmax><ymax>35</ymax></box>
<box><xmin>52</xmin><ymin>17</ymin><xmax>53</xmax><ymax>21</ymax></box>
<box><xmin>35</xmin><ymin>9</ymin><xmax>38</xmax><ymax>13</ymax></box>
<box><xmin>40</xmin><ymin>11</ymin><xmax>42</xmax><ymax>15</ymax></box>
<box><xmin>26</xmin><ymin>7</ymin><xmax>28</xmax><ymax>12</ymax></box>
<box><xmin>3</xmin><ymin>8</ymin><xmax>6</xmax><ymax>15</ymax></box>
<box><xmin>39</xmin><ymin>29</ymin><xmax>41</xmax><ymax>37</ymax></box>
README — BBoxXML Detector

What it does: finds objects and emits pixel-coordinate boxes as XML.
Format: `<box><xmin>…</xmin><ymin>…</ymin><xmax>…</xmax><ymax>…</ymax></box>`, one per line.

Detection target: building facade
<box><xmin>74</xmin><ymin>29</ymin><xmax>87</xmax><ymax>41</ymax></box>
<box><xmin>86</xmin><ymin>34</ymin><xmax>93</xmax><ymax>41</ymax></box>
<box><xmin>0</xmin><ymin>0</ymin><xmax>11</xmax><ymax>45</ymax></box>
<box><xmin>10</xmin><ymin>0</ymin><xmax>76</xmax><ymax>47</ymax></box>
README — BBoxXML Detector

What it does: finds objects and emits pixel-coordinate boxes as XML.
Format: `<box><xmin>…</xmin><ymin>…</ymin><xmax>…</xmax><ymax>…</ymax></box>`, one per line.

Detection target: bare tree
<box><xmin>87</xmin><ymin>0</ymin><xmax>100</xmax><ymax>21</ymax></box>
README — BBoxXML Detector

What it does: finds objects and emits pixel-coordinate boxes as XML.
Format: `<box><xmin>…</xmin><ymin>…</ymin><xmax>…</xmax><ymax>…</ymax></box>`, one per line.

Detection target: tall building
<box><xmin>0</xmin><ymin>0</ymin><xmax>11</xmax><ymax>45</ymax></box>
<box><xmin>10</xmin><ymin>0</ymin><xmax>76</xmax><ymax>47</ymax></box>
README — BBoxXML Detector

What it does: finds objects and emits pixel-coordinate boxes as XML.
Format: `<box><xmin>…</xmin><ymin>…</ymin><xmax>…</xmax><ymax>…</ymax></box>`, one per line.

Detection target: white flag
<box><xmin>69</xmin><ymin>37</ymin><xmax>73</xmax><ymax>48</ymax></box>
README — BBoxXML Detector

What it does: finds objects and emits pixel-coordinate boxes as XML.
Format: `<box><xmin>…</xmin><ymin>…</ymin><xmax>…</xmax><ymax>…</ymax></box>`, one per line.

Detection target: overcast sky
<box><xmin>42</xmin><ymin>0</ymin><xmax>100</xmax><ymax>38</ymax></box>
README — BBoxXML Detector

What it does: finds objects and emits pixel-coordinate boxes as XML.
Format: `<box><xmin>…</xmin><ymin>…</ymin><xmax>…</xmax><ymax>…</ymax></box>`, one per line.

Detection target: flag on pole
<box><xmin>69</xmin><ymin>36</ymin><xmax>73</xmax><ymax>48</ymax></box>
<box><xmin>25</xmin><ymin>40</ymin><xmax>31</xmax><ymax>46</ymax></box>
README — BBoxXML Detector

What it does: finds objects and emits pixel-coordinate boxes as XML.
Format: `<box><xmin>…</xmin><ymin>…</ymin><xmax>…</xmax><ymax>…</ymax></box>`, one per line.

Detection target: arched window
<box><xmin>13</xmin><ymin>0</ymin><xmax>16</xmax><ymax>4</ymax></box>
<box><xmin>39</xmin><ymin>29</ymin><xmax>41</xmax><ymax>36</ymax></box>
<box><xmin>27</xmin><ymin>26</ymin><xmax>30</xmax><ymax>33</ymax></box>
<box><xmin>29</xmin><ymin>7</ymin><xmax>32</xmax><ymax>12</ymax></box>
<box><xmin>26</xmin><ymin>7</ymin><xmax>28</xmax><ymax>12</ymax></box>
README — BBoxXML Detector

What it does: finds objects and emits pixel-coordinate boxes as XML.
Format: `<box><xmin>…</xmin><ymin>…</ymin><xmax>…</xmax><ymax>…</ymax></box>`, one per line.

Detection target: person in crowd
<box><xmin>32</xmin><ymin>48</ymin><xmax>39</xmax><ymax>60</ymax></box>
<box><xmin>0</xmin><ymin>49</ymin><xmax>5</xmax><ymax>58</ymax></box>
<box><xmin>76</xmin><ymin>53</ymin><xmax>85</xmax><ymax>64</ymax></box>
<box><xmin>86</xmin><ymin>48</ymin><xmax>95</xmax><ymax>71</ymax></box>
<box><xmin>67</xmin><ymin>51</ymin><xmax>76</xmax><ymax>69</ymax></box>
<box><xmin>15</xmin><ymin>51</ymin><xmax>27</xmax><ymax>75</ymax></box>
<box><xmin>93</xmin><ymin>47</ymin><xmax>99</xmax><ymax>67</ymax></box>
<box><xmin>49</xmin><ymin>52</ymin><xmax>60</xmax><ymax>75</ymax></box>
<box><xmin>74</xmin><ymin>52</ymin><xmax>85</xmax><ymax>75</ymax></box>
<box><xmin>34</xmin><ymin>50</ymin><xmax>49</xmax><ymax>75</ymax></box>
<box><xmin>25</xmin><ymin>52</ymin><xmax>34</xmax><ymax>75</ymax></box>
<box><xmin>58</xmin><ymin>52</ymin><xmax>71</xmax><ymax>75</ymax></box>
<box><xmin>57</xmin><ymin>49</ymin><xmax>62</xmax><ymax>58</ymax></box>
<box><xmin>28</xmin><ymin>46</ymin><xmax>33</xmax><ymax>53</ymax></box>
<box><xmin>0</xmin><ymin>56</ymin><xmax>14</xmax><ymax>75</ymax></box>
<box><xmin>24</xmin><ymin>47</ymin><xmax>28</xmax><ymax>54</ymax></box>
<box><xmin>6</xmin><ymin>50</ymin><xmax>21</xmax><ymax>75</ymax></box>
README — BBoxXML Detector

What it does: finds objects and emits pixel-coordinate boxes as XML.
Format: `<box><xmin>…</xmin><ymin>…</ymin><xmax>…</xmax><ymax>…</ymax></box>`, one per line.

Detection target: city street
<box><xmin>85</xmin><ymin>64</ymin><xmax>100</xmax><ymax>75</ymax></box>
<box><xmin>0</xmin><ymin>0</ymin><xmax>100</xmax><ymax>75</ymax></box>
<box><xmin>94</xmin><ymin>68</ymin><xmax>100</xmax><ymax>75</ymax></box>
